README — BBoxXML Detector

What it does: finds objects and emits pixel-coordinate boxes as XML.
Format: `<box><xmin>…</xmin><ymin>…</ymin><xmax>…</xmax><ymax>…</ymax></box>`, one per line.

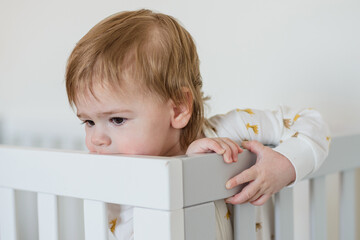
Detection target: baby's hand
<box><xmin>225</xmin><ymin>140</ymin><xmax>296</xmax><ymax>206</ymax></box>
<box><xmin>186</xmin><ymin>138</ymin><xmax>243</xmax><ymax>163</ymax></box>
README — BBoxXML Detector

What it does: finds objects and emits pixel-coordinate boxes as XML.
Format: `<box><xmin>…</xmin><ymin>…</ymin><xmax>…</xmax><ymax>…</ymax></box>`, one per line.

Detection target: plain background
<box><xmin>1</xmin><ymin>0</ymin><xmax>359</xmax><ymax>138</ymax></box>
<box><xmin>1</xmin><ymin>0</ymin><xmax>359</xmax><ymax>239</ymax></box>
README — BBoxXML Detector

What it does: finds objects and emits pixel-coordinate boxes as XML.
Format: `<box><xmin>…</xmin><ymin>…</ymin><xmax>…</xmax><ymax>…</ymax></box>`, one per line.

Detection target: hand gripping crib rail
<box><xmin>0</xmin><ymin>135</ymin><xmax>359</xmax><ymax>240</ymax></box>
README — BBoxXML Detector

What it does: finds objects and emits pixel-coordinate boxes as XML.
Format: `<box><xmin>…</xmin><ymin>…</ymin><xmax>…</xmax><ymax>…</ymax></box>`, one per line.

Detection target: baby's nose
<box><xmin>91</xmin><ymin>132</ymin><xmax>111</xmax><ymax>147</ymax></box>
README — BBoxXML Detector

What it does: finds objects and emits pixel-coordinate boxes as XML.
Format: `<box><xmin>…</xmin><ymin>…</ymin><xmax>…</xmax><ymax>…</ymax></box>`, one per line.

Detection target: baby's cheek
<box><xmin>111</xmin><ymin>141</ymin><xmax>144</xmax><ymax>155</ymax></box>
<box><xmin>85</xmin><ymin>137</ymin><xmax>95</xmax><ymax>152</ymax></box>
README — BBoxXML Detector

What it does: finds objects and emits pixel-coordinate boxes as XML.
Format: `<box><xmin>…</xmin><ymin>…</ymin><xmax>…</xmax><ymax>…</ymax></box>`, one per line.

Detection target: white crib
<box><xmin>0</xmin><ymin>133</ymin><xmax>359</xmax><ymax>240</ymax></box>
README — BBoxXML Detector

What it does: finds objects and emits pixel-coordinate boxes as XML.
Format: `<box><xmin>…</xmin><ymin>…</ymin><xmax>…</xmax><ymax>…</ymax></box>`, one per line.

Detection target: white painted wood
<box><xmin>293</xmin><ymin>180</ymin><xmax>310</xmax><ymax>240</ymax></box>
<box><xmin>0</xmin><ymin>187</ymin><xmax>18</xmax><ymax>240</ymax></box>
<box><xmin>14</xmin><ymin>190</ymin><xmax>39</xmax><ymax>240</ymax></box>
<box><xmin>134</xmin><ymin>207</ymin><xmax>184</xmax><ymax>240</ymax></box>
<box><xmin>37</xmin><ymin>193</ymin><xmax>59</xmax><ymax>240</ymax></box>
<box><xmin>83</xmin><ymin>200</ymin><xmax>107</xmax><ymax>240</ymax></box>
<box><xmin>233</xmin><ymin>203</ymin><xmax>256</xmax><ymax>240</ymax></box>
<box><xmin>58</xmin><ymin>196</ymin><xmax>85</xmax><ymax>240</ymax></box>
<box><xmin>310</xmin><ymin>176</ymin><xmax>327</xmax><ymax>240</ymax></box>
<box><xmin>182</xmin><ymin>151</ymin><xmax>256</xmax><ymax>207</ymax></box>
<box><xmin>0</xmin><ymin>146</ymin><xmax>183</xmax><ymax>210</ymax></box>
<box><xmin>0</xmin><ymin>135</ymin><xmax>359</xmax><ymax>240</ymax></box>
<box><xmin>275</xmin><ymin>187</ymin><xmax>294</xmax><ymax>240</ymax></box>
<box><xmin>326</xmin><ymin>173</ymin><xmax>340</xmax><ymax>240</ymax></box>
<box><xmin>340</xmin><ymin>169</ymin><xmax>358</xmax><ymax>240</ymax></box>
<box><xmin>306</xmin><ymin>135</ymin><xmax>360</xmax><ymax>179</ymax></box>
<box><xmin>184</xmin><ymin>202</ymin><xmax>216</xmax><ymax>240</ymax></box>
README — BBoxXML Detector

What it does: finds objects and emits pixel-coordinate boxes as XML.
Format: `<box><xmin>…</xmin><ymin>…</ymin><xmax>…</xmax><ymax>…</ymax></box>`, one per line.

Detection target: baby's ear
<box><xmin>170</xmin><ymin>88</ymin><xmax>193</xmax><ymax>129</ymax></box>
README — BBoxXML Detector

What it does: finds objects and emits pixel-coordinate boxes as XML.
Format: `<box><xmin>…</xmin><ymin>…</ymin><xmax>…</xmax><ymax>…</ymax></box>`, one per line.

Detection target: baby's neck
<box><xmin>163</xmin><ymin>142</ymin><xmax>185</xmax><ymax>156</ymax></box>
<box><xmin>164</xmin><ymin>131</ymin><xmax>206</xmax><ymax>157</ymax></box>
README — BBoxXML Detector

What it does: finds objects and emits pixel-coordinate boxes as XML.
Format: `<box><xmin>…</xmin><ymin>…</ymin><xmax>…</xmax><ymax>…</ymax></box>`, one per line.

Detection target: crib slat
<box><xmin>233</xmin><ymin>203</ymin><xmax>256</xmax><ymax>240</ymax></box>
<box><xmin>0</xmin><ymin>187</ymin><xmax>18</xmax><ymax>240</ymax></box>
<box><xmin>134</xmin><ymin>207</ymin><xmax>184</xmax><ymax>240</ymax></box>
<box><xmin>37</xmin><ymin>193</ymin><xmax>59</xmax><ymax>240</ymax></box>
<box><xmin>184</xmin><ymin>202</ymin><xmax>216</xmax><ymax>239</ymax></box>
<box><xmin>83</xmin><ymin>200</ymin><xmax>108</xmax><ymax>240</ymax></box>
<box><xmin>275</xmin><ymin>187</ymin><xmax>294</xmax><ymax>240</ymax></box>
<box><xmin>310</xmin><ymin>176</ymin><xmax>327</xmax><ymax>240</ymax></box>
<box><xmin>58</xmin><ymin>196</ymin><xmax>85</xmax><ymax>240</ymax></box>
<box><xmin>340</xmin><ymin>169</ymin><xmax>358</xmax><ymax>240</ymax></box>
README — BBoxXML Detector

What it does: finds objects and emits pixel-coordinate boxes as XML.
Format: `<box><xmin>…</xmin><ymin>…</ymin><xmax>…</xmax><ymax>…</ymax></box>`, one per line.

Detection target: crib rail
<box><xmin>0</xmin><ymin>135</ymin><xmax>359</xmax><ymax>240</ymax></box>
<box><xmin>306</xmin><ymin>135</ymin><xmax>360</xmax><ymax>240</ymax></box>
<box><xmin>0</xmin><ymin>145</ymin><xmax>256</xmax><ymax>240</ymax></box>
<box><xmin>0</xmin><ymin>146</ymin><xmax>184</xmax><ymax>210</ymax></box>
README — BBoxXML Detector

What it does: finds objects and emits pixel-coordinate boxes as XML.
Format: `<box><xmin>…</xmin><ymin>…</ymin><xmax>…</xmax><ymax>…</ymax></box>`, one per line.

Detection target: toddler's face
<box><xmin>75</xmin><ymin>83</ymin><xmax>183</xmax><ymax>156</ymax></box>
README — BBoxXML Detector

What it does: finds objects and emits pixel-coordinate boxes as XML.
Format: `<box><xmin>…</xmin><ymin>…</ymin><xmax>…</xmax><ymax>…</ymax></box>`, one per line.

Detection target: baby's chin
<box><xmin>89</xmin><ymin>151</ymin><xmax>123</xmax><ymax>155</ymax></box>
<box><xmin>88</xmin><ymin>150</ymin><xmax>157</xmax><ymax>155</ymax></box>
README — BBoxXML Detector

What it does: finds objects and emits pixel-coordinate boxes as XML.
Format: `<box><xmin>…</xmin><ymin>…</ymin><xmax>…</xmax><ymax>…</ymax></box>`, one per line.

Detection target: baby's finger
<box><xmin>225</xmin><ymin>165</ymin><xmax>257</xmax><ymax>189</ymax></box>
<box><xmin>202</xmin><ymin>138</ymin><xmax>226</xmax><ymax>155</ymax></box>
<box><xmin>215</xmin><ymin>139</ymin><xmax>233</xmax><ymax>163</ymax></box>
<box><xmin>221</xmin><ymin>138</ymin><xmax>242</xmax><ymax>162</ymax></box>
<box><xmin>250</xmin><ymin>194</ymin><xmax>272</xmax><ymax>206</ymax></box>
<box><xmin>225</xmin><ymin>181</ymin><xmax>261</xmax><ymax>204</ymax></box>
<box><xmin>247</xmin><ymin>186</ymin><xmax>265</xmax><ymax>203</ymax></box>
<box><xmin>241</xmin><ymin>140</ymin><xmax>264</xmax><ymax>156</ymax></box>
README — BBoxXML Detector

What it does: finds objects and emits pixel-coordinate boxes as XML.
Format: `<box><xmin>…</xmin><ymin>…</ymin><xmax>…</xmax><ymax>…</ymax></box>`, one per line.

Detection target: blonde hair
<box><xmin>66</xmin><ymin>9</ymin><xmax>207</xmax><ymax>150</ymax></box>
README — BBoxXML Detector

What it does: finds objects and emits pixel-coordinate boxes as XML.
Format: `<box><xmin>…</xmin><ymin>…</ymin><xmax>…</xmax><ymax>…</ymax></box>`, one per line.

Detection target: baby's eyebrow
<box><xmin>98</xmin><ymin>110</ymin><xmax>132</xmax><ymax>116</ymax></box>
<box><xmin>77</xmin><ymin>110</ymin><xmax>132</xmax><ymax>118</ymax></box>
<box><xmin>76</xmin><ymin>113</ymin><xmax>87</xmax><ymax>118</ymax></box>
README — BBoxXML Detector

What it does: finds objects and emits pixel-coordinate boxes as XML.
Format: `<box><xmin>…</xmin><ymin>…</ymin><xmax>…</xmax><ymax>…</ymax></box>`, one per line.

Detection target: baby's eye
<box><xmin>111</xmin><ymin>117</ymin><xmax>126</xmax><ymax>126</ymax></box>
<box><xmin>82</xmin><ymin>120</ymin><xmax>95</xmax><ymax>127</ymax></box>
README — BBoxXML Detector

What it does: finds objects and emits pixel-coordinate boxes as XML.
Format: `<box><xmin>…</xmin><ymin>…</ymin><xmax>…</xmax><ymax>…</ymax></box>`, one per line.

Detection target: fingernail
<box><xmin>225</xmin><ymin>197</ymin><xmax>233</xmax><ymax>203</ymax></box>
<box><xmin>226</xmin><ymin>181</ymin><xmax>231</xmax><ymax>189</ymax></box>
<box><xmin>220</xmin><ymin>148</ymin><xmax>226</xmax><ymax>154</ymax></box>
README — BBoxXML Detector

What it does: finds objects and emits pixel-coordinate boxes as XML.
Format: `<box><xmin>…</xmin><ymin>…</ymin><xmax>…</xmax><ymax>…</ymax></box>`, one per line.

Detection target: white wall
<box><xmin>1</xmin><ymin>0</ymin><xmax>359</xmax><ymax>138</ymax></box>
<box><xmin>0</xmin><ymin>1</ymin><xmax>359</xmax><ymax>239</ymax></box>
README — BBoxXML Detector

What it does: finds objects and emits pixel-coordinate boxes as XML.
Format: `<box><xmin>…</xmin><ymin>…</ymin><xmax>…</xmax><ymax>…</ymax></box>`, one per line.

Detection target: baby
<box><xmin>65</xmin><ymin>9</ymin><xmax>330</xmax><ymax>240</ymax></box>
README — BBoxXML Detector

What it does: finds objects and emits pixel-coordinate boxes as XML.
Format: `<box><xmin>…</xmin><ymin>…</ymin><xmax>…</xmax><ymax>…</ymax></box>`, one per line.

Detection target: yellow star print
<box><xmin>256</xmin><ymin>222</ymin><xmax>262</xmax><ymax>232</ymax></box>
<box><xmin>225</xmin><ymin>210</ymin><xmax>231</xmax><ymax>220</ymax></box>
<box><xmin>236</xmin><ymin>108</ymin><xmax>255</xmax><ymax>115</ymax></box>
<box><xmin>109</xmin><ymin>218</ymin><xmax>117</xmax><ymax>233</ymax></box>
<box><xmin>246</xmin><ymin>123</ymin><xmax>259</xmax><ymax>134</ymax></box>
<box><xmin>292</xmin><ymin>132</ymin><xmax>299</xmax><ymax>138</ymax></box>
<box><xmin>283</xmin><ymin>119</ymin><xmax>291</xmax><ymax>129</ymax></box>
<box><xmin>293</xmin><ymin>114</ymin><xmax>300</xmax><ymax>122</ymax></box>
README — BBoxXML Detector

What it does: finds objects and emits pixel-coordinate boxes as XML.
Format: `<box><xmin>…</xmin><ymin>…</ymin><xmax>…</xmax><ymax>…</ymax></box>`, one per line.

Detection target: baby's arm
<box><xmin>208</xmin><ymin>106</ymin><xmax>330</xmax><ymax>206</ymax></box>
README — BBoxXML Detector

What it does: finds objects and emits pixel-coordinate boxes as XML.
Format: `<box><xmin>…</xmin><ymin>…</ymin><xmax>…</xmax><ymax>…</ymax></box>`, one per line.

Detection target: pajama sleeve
<box><xmin>207</xmin><ymin>106</ymin><xmax>331</xmax><ymax>184</ymax></box>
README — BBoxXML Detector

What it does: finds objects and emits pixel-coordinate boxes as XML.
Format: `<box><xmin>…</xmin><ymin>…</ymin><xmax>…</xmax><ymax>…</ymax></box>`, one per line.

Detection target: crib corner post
<box><xmin>133</xmin><ymin>207</ymin><xmax>184</xmax><ymax>240</ymax></box>
<box><xmin>184</xmin><ymin>201</ymin><xmax>216</xmax><ymax>240</ymax></box>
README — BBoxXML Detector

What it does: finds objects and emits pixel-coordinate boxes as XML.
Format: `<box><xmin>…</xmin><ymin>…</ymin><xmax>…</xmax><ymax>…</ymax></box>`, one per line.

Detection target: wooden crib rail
<box><xmin>0</xmin><ymin>146</ymin><xmax>185</xmax><ymax>210</ymax></box>
<box><xmin>305</xmin><ymin>135</ymin><xmax>360</xmax><ymax>240</ymax></box>
<box><xmin>0</xmin><ymin>146</ymin><xmax>256</xmax><ymax>209</ymax></box>
<box><xmin>0</xmin><ymin>145</ymin><xmax>256</xmax><ymax>240</ymax></box>
<box><xmin>0</xmin><ymin>134</ymin><xmax>359</xmax><ymax>240</ymax></box>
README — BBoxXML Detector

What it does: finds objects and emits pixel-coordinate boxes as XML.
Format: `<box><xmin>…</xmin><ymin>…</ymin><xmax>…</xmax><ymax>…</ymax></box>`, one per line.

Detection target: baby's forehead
<box><xmin>74</xmin><ymin>80</ymin><xmax>164</xmax><ymax>106</ymax></box>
